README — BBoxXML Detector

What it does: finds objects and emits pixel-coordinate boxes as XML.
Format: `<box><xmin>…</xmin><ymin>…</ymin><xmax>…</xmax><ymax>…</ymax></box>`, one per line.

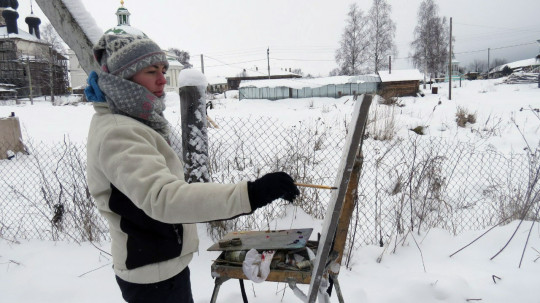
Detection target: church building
<box><xmin>0</xmin><ymin>0</ymin><xmax>69</xmax><ymax>100</ymax></box>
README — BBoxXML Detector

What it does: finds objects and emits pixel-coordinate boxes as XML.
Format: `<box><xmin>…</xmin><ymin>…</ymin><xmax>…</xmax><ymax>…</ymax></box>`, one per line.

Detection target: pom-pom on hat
<box><xmin>93</xmin><ymin>33</ymin><xmax>169</xmax><ymax>79</ymax></box>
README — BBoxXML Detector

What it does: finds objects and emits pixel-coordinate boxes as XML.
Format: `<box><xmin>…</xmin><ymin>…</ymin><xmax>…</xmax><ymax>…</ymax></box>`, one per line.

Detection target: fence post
<box><xmin>179</xmin><ymin>70</ymin><xmax>210</xmax><ymax>183</ymax></box>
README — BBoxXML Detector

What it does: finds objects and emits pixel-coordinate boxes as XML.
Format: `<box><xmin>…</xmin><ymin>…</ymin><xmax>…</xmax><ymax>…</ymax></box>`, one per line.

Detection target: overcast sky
<box><xmin>15</xmin><ymin>0</ymin><xmax>540</xmax><ymax>78</ymax></box>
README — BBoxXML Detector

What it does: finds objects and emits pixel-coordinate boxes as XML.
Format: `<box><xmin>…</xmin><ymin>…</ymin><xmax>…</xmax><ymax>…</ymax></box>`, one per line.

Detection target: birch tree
<box><xmin>410</xmin><ymin>0</ymin><xmax>449</xmax><ymax>78</ymax></box>
<box><xmin>40</xmin><ymin>23</ymin><xmax>67</xmax><ymax>102</ymax></box>
<box><xmin>335</xmin><ymin>3</ymin><xmax>370</xmax><ymax>75</ymax></box>
<box><xmin>469</xmin><ymin>59</ymin><xmax>487</xmax><ymax>73</ymax></box>
<box><xmin>41</xmin><ymin>22</ymin><xmax>66</xmax><ymax>53</ymax></box>
<box><xmin>367</xmin><ymin>0</ymin><xmax>397</xmax><ymax>73</ymax></box>
<box><xmin>168</xmin><ymin>48</ymin><xmax>192</xmax><ymax>68</ymax></box>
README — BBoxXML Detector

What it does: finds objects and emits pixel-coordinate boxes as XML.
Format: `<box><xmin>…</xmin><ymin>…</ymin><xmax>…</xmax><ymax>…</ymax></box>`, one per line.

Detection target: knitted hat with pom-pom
<box><xmin>93</xmin><ymin>33</ymin><xmax>168</xmax><ymax>79</ymax></box>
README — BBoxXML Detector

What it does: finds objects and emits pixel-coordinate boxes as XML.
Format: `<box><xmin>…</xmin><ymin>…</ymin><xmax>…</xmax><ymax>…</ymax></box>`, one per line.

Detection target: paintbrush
<box><xmin>294</xmin><ymin>183</ymin><xmax>337</xmax><ymax>190</ymax></box>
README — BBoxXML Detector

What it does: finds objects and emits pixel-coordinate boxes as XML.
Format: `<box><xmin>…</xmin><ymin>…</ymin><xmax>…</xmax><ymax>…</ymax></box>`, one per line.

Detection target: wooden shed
<box><xmin>377</xmin><ymin>69</ymin><xmax>424</xmax><ymax>97</ymax></box>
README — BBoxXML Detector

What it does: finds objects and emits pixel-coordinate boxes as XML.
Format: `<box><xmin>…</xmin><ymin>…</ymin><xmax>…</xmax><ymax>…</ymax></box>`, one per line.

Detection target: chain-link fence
<box><xmin>0</xmin><ymin>115</ymin><xmax>537</xmax><ymax>264</ymax></box>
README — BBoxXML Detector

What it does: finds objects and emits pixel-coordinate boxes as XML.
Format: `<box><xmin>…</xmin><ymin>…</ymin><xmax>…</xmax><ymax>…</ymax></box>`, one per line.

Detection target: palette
<box><xmin>207</xmin><ymin>228</ymin><xmax>313</xmax><ymax>251</ymax></box>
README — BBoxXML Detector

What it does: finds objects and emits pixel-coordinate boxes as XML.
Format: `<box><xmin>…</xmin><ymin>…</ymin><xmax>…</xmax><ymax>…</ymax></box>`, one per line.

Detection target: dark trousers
<box><xmin>116</xmin><ymin>267</ymin><xmax>194</xmax><ymax>303</ymax></box>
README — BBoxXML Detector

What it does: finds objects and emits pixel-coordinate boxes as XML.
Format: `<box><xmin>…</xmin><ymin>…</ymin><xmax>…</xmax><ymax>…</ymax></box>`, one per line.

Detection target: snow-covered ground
<box><xmin>1</xmin><ymin>78</ymin><xmax>539</xmax><ymax>302</ymax></box>
<box><xmin>1</xmin><ymin>217</ymin><xmax>539</xmax><ymax>302</ymax></box>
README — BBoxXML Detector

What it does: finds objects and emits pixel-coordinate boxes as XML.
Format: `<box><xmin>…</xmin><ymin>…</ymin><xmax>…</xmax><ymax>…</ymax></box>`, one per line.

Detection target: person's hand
<box><xmin>247</xmin><ymin>172</ymin><xmax>300</xmax><ymax>211</ymax></box>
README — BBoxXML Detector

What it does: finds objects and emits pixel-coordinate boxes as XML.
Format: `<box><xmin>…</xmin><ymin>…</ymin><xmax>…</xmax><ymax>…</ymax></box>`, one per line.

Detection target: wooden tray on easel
<box><xmin>209</xmin><ymin>228</ymin><xmax>316</xmax><ymax>285</ymax></box>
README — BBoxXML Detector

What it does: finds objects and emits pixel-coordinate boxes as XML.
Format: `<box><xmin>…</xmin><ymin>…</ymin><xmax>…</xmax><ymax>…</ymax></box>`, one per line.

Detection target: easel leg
<box><xmin>331</xmin><ymin>275</ymin><xmax>345</xmax><ymax>303</ymax></box>
<box><xmin>210</xmin><ymin>277</ymin><xmax>230</xmax><ymax>303</ymax></box>
<box><xmin>239</xmin><ymin>279</ymin><xmax>248</xmax><ymax>303</ymax></box>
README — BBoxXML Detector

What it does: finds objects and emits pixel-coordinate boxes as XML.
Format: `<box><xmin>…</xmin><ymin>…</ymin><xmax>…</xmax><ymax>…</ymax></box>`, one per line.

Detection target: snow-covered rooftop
<box><xmin>239</xmin><ymin>75</ymin><xmax>380</xmax><ymax>89</ymax></box>
<box><xmin>491</xmin><ymin>57</ymin><xmax>540</xmax><ymax>73</ymax></box>
<box><xmin>231</xmin><ymin>68</ymin><xmax>300</xmax><ymax>78</ymax></box>
<box><xmin>378</xmin><ymin>69</ymin><xmax>424</xmax><ymax>82</ymax></box>
<box><xmin>0</xmin><ymin>27</ymin><xmax>42</xmax><ymax>43</ymax></box>
<box><xmin>103</xmin><ymin>25</ymin><xmax>146</xmax><ymax>36</ymax></box>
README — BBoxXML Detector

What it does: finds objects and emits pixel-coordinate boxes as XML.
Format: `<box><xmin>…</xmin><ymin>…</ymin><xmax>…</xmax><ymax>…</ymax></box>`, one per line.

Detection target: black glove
<box><xmin>247</xmin><ymin>172</ymin><xmax>300</xmax><ymax>211</ymax></box>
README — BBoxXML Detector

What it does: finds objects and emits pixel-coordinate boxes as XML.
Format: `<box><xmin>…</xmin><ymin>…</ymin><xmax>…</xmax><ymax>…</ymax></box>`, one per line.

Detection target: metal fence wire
<box><xmin>0</xmin><ymin>115</ymin><xmax>536</xmax><ymax>263</ymax></box>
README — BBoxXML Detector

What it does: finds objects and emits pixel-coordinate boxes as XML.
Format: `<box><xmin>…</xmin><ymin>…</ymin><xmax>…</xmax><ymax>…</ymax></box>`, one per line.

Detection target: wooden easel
<box><xmin>208</xmin><ymin>94</ymin><xmax>373</xmax><ymax>303</ymax></box>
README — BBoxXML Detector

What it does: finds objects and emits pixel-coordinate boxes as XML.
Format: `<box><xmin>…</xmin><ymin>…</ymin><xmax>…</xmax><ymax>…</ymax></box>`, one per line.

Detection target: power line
<box><xmin>193</xmin><ymin>39</ymin><xmax>537</xmax><ymax>71</ymax></box>
<box><xmin>455</xmin><ymin>42</ymin><xmax>537</xmax><ymax>55</ymax></box>
<box><xmin>454</xmin><ymin>22</ymin><xmax>540</xmax><ymax>34</ymax></box>
<box><xmin>195</xmin><ymin>55</ymin><xmax>266</xmax><ymax>69</ymax></box>
<box><xmin>273</xmin><ymin>58</ymin><xmax>334</xmax><ymax>62</ymax></box>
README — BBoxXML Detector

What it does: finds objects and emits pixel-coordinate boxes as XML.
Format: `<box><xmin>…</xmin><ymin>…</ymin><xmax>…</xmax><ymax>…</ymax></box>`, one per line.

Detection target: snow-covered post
<box><xmin>178</xmin><ymin>69</ymin><xmax>210</xmax><ymax>183</ymax></box>
<box><xmin>35</xmin><ymin>0</ymin><xmax>102</xmax><ymax>75</ymax></box>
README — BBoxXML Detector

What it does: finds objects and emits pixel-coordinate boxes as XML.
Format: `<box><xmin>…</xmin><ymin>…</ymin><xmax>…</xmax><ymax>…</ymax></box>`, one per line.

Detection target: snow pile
<box><xmin>178</xmin><ymin>69</ymin><xmax>208</xmax><ymax>87</ymax></box>
<box><xmin>63</xmin><ymin>0</ymin><xmax>104</xmax><ymax>44</ymax></box>
<box><xmin>378</xmin><ymin>69</ymin><xmax>424</xmax><ymax>82</ymax></box>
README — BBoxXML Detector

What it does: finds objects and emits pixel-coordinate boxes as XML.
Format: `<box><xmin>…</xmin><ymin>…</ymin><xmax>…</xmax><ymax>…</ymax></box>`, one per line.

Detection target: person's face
<box><xmin>131</xmin><ymin>64</ymin><xmax>168</xmax><ymax>97</ymax></box>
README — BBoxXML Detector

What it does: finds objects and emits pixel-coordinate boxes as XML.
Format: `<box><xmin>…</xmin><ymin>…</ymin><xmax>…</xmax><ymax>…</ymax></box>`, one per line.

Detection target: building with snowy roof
<box><xmin>227</xmin><ymin>67</ymin><xmax>302</xmax><ymax>91</ymax></box>
<box><xmin>489</xmin><ymin>57</ymin><xmax>540</xmax><ymax>78</ymax></box>
<box><xmin>378</xmin><ymin>69</ymin><xmax>423</xmax><ymax>97</ymax></box>
<box><xmin>238</xmin><ymin>74</ymin><xmax>380</xmax><ymax>100</ymax></box>
<box><xmin>207</xmin><ymin>76</ymin><xmax>228</xmax><ymax>94</ymax></box>
<box><xmin>0</xmin><ymin>1</ymin><xmax>68</xmax><ymax>99</ymax></box>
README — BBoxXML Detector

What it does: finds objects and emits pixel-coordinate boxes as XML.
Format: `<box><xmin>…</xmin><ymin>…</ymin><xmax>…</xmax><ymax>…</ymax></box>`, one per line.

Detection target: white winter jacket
<box><xmin>87</xmin><ymin>103</ymin><xmax>252</xmax><ymax>284</ymax></box>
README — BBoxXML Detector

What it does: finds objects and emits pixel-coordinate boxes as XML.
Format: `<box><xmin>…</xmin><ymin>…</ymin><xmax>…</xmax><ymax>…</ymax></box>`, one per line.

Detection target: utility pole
<box><xmin>448</xmin><ymin>17</ymin><xmax>452</xmax><ymax>100</ymax></box>
<box><xmin>388</xmin><ymin>56</ymin><xmax>391</xmax><ymax>74</ymax></box>
<box><xmin>267</xmin><ymin>47</ymin><xmax>270</xmax><ymax>79</ymax></box>
<box><xmin>487</xmin><ymin>48</ymin><xmax>490</xmax><ymax>79</ymax></box>
<box><xmin>200</xmin><ymin>54</ymin><xmax>204</xmax><ymax>74</ymax></box>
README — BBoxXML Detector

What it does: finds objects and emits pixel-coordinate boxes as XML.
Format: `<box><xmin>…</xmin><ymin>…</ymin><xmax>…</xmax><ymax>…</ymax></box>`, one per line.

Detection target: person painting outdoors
<box><xmin>85</xmin><ymin>32</ymin><xmax>300</xmax><ymax>302</ymax></box>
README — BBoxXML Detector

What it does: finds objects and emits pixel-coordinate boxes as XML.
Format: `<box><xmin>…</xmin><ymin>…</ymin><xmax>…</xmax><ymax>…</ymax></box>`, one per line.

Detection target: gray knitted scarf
<box><xmin>97</xmin><ymin>71</ymin><xmax>170</xmax><ymax>141</ymax></box>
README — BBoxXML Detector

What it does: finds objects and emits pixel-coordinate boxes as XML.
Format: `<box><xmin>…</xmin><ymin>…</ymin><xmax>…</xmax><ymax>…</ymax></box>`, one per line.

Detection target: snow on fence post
<box><xmin>178</xmin><ymin>69</ymin><xmax>210</xmax><ymax>183</ymax></box>
<box><xmin>35</xmin><ymin>0</ymin><xmax>101</xmax><ymax>76</ymax></box>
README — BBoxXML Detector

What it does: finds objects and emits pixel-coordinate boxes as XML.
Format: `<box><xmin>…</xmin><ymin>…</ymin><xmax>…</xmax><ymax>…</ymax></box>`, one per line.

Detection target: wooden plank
<box><xmin>307</xmin><ymin>94</ymin><xmax>372</xmax><ymax>303</ymax></box>
<box><xmin>331</xmin><ymin>147</ymin><xmax>364</xmax><ymax>271</ymax></box>
<box><xmin>211</xmin><ymin>264</ymin><xmax>313</xmax><ymax>284</ymax></box>
<box><xmin>207</xmin><ymin>228</ymin><xmax>313</xmax><ymax>251</ymax></box>
<box><xmin>35</xmin><ymin>0</ymin><xmax>100</xmax><ymax>76</ymax></box>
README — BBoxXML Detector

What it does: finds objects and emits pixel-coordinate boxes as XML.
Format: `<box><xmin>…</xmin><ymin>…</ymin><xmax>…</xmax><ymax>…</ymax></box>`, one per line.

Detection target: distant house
<box><xmin>464</xmin><ymin>72</ymin><xmax>479</xmax><ymax>80</ymax></box>
<box><xmin>67</xmin><ymin>49</ymin><xmax>87</xmax><ymax>93</ymax></box>
<box><xmin>227</xmin><ymin>68</ymin><xmax>301</xmax><ymax>90</ymax></box>
<box><xmin>207</xmin><ymin>76</ymin><xmax>228</xmax><ymax>94</ymax></box>
<box><xmin>163</xmin><ymin>51</ymin><xmax>184</xmax><ymax>93</ymax></box>
<box><xmin>238</xmin><ymin>75</ymin><xmax>380</xmax><ymax>100</ymax></box>
<box><xmin>490</xmin><ymin>57</ymin><xmax>540</xmax><ymax>78</ymax></box>
<box><xmin>444</xmin><ymin>59</ymin><xmax>463</xmax><ymax>82</ymax></box>
<box><xmin>377</xmin><ymin>69</ymin><xmax>423</xmax><ymax>97</ymax></box>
